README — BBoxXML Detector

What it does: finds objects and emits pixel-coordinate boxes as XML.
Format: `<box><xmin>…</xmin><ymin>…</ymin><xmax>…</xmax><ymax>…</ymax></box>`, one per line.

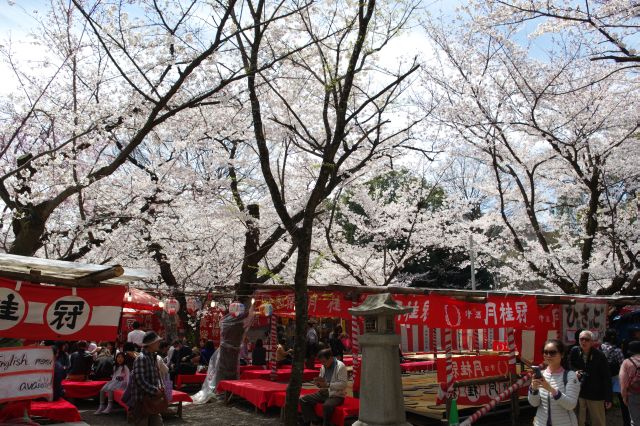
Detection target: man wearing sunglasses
<box><xmin>569</xmin><ymin>330</ymin><xmax>612</xmax><ymax>426</ymax></box>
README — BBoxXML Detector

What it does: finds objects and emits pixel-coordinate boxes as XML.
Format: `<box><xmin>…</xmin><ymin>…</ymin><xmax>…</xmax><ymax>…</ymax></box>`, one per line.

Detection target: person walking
<box><xmin>569</xmin><ymin>330</ymin><xmax>612</xmax><ymax>426</ymax></box>
<box><xmin>329</xmin><ymin>326</ymin><xmax>346</xmax><ymax>361</ymax></box>
<box><xmin>124</xmin><ymin>331</ymin><xmax>165</xmax><ymax>426</ymax></box>
<box><xmin>601</xmin><ymin>329</ymin><xmax>630</xmax><ymax>426</ymax></box>
<box><xmin>620</xmin><ymin>341</ymin><xmax>640</xmax><ymax>426</ymax></box>
<box><xmin>127</xmin><ymin>321</ymin><xmax>146</xmax><ymax>349</ymax></box>
<box><xmin>528</xmin><ymin>339</ymin><xmax>580</xmax><ymax>426</ymax></box>
<box><xmin>305</xmin><ymin>321</ymin><xmax>319</xmax><ymax>369</ymax></box>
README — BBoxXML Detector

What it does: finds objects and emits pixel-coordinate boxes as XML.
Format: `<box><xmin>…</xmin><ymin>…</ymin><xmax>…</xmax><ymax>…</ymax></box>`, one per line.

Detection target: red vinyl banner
<box><xmin>436</xmin><ymin>355</ymin><xmax>511</xmax><ymax>382</ymax></box>
<box><xmin>396</xmin><ymin>294</ymin><xmax>538</xmax><ymax>329</ymax></box>
<box><xmin>254</xmin><ymin>290</ymin><xmax>353</xmax><ymax>319</ymax></box>
<box><xmin>0</xmin><ymin>278</ymin><xmax>125</xmax><ymax>341</ymax></box>
<box><xmin>436</xmin><ymin>380</ymin><xmax>528</xmax><ymax>405</ymax></box>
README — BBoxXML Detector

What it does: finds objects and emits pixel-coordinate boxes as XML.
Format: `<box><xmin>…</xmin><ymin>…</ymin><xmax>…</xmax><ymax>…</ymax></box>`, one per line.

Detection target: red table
<box><xmin>240</xmin><ymin>368</ymin><xmax>319</xmax><ymax>382</ymax></box>
<box><xmin>400</xmin><ymin>360</ymin><xmax>435</xmax><ymax>373</ymax></box>
<box><xmin>113</xmin><ymin>389</ymin><xmax>192</xmax><ymax>417</ymax></box>
<box><xmin>62</xmin><ymin>380</ymin><xmax>108</xmax><ymax>399</ymax></box>
<box><xmin>29</xmin><ymin>399</ymin><xmax>81</xmax><ymax>423</ymax></box>
<box><xmin>268</xmin><ymin>388</ymin><xmax>315</xmax><ymax>409</ymax></box>
<box><xmin>240</xmin><ymin>365</ymin><xmax>266</xmax><ymax>373</ymax></box>
<box><xmin>217</xmin><ymin>379</ymin><xmax>289</xmax><ymax>412</ymax></box>
<box><xmin>175</xmin><ymin>372</ymin><xmax>207</xmax><ymax>388</ymax></box>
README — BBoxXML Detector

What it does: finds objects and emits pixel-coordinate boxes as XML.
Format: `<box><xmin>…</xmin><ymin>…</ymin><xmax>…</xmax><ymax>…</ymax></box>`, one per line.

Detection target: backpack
<box><xmin>602</xmin><ymin>345</ymin><xmax>621</xmax><ymax>376</ymax></box>
<box><xmin>629</xmin><ymin>357</ymin><xmax>640</xmax><ymax>394</ymax></box>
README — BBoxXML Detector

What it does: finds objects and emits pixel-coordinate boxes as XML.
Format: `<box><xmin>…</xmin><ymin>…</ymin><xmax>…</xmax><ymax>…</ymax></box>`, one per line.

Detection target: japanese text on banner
<box><xmin>0</xmin><ymin>278</ymin><xmax>125</xmax><ymax>341</ymax></box>
<box><xmin>436</xmin><ymin>355</ymin><xmax>511</xmax><ymax>382</ymax></box>
<box><xmin>395</xmin><ymin>294</ymin><xmax>538</xmax><ymax>329</ymax></box>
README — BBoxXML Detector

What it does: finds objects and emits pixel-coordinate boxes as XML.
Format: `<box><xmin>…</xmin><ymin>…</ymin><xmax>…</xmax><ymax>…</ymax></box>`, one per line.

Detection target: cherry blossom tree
<box><xmin>473</xmin><ymin>0</ymin><xmax>640</xmax><ymax>66</ymax></box>
<box><xmin>231</xmin><ymin>0</ymin><xmax>421</xmax><ymax>420</ymax></box>
<box><xmin>420</xmin><ymin>17</ymin><xmax>640</xmax><ymax>295</ymax></box>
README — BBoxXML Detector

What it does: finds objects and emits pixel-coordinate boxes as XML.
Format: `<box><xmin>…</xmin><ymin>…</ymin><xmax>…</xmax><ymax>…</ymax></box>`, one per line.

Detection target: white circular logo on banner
<box><xmin>46</xmin><ymin>296</ymin><xmax>90</xmax><ymax>335</ymax></box>
<box><xmin>0</xmin><ymin>288</ymin><xmax>26</xmax><ymax>330</ymax></box>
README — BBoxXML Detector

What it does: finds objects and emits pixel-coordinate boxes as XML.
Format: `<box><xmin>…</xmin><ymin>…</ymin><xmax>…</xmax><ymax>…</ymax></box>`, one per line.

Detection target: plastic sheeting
<box><xmin>191</xmin><ymin>307</ymin><xmax>254</xmax><ymax>404</ymax></box>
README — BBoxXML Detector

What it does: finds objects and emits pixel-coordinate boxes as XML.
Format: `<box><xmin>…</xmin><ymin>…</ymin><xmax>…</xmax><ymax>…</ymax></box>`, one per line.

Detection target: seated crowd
<box><xmin>48</xmin><ymin>321</ymin><xmax>217</xmax><ymax>424</ymax></box>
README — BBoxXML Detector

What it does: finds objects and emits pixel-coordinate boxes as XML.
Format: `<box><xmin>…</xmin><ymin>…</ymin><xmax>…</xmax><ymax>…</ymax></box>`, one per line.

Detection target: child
<box><xmin>95</xmin><ymin>352</ymin><xmax>129</xmax><ymax>414</ymax></box>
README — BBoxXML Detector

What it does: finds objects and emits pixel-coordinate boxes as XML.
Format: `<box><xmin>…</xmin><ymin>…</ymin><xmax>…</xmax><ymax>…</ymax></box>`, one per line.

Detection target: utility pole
<box><xmin>470</xmin><ymin>234</ymin><xmax>476</xmax><ymax>290</ymax></box>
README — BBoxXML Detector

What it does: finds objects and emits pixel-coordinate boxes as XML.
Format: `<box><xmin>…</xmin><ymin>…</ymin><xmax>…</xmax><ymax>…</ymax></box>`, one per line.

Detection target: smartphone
<box><xmin>532</xmin><ymin>366</ymin><xmax>543</xmax><ymax>379</ymax></box>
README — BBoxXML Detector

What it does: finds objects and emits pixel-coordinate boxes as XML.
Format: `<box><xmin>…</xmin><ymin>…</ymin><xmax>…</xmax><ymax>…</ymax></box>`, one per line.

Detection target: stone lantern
<box><xmin>349</xmin><ymin>293</ymin><xmax>413</xmax><ymax>426</ymax></box>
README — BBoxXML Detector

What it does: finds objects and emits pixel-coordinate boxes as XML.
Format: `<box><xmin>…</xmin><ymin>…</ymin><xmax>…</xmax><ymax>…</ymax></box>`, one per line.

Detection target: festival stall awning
<box><xmin>0</xmin><ymin>253</ymin><xmax>152</xmax><ymax>287</ymax></box>
<box><xmin>123</xmin><ymin>288</ymin><xmax>162</xmax><ymax>311</ymax></box>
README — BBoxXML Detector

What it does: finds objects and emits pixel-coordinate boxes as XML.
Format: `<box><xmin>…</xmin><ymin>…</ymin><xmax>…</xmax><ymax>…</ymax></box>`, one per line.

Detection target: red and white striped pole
<box><xmin>473</xmin><ymin>329</ymin><xmax>479</xmax><ymax>353</ymax></box>
<box><xmin>445</xmin><ymin>328</ymin><xmax>454</xmax><ymax>397</ymax></box>
<box><xmin>507</xmin><ymin>327</ymin><xmax>517</xmax><ymax>374</ymax></box>
<box><xmin>459</xmin><ymin>371</ymin><xmax>533</xmax><ymax>425</ymax></box>
<box><xmin>270</xmin><ymin>315</ymin><xmax>278</xmax><ymax>380</ymax></box>
<box><xmin>351</xmin><ymin>316</ymin><xmax>360</xmax><ymax>373</ymax></box>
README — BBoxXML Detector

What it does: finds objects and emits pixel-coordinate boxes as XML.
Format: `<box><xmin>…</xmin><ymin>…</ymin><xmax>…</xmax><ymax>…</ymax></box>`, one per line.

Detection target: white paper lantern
<box><xmin>164</xmin><ymin>297</ymin><xmax>180</xmax><ymax>315</ymax></box>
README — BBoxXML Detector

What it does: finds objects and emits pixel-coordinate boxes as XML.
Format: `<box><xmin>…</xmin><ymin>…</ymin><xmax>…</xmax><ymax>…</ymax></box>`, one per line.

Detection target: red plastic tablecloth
<box><xmin>112</xmin><ymin>389</ymin><xmax>192</xmax><ymax>410</ymax></box>
<box><xmin>217</xmin><ymin>379</ymin><xmax>288</xmax><ymax>412</ymax></box>
<box><xmin>29</xmin><ymin>399</ymin><xmax>82</xmax><ymax>422</ymax></box>
<box><xmin>400</xmin><ymin>360</ymin><xmax>435</xmax><ymax>373</ymax></box>
<box><xmin>62</xmin><ymin>380</ymin><xmax>108</xmax><ymax>399</ymax></box>
<box><xmin>240</xmin><ymin>365</ymin><xmax>266</xmax><ymax>373</ymax></box>
<box><xmin>175</xmin><ymin>372</ymin><xmax>207</xmax><ymax>388</ymax></box>
<box><xmin>268</xmin><ymin>388</ymin><xmax>315</xmax><ymax>408</ymax></box>
<box><xmin>0</xmin><ymin>400</ymin><xmax>30</xmax><ymax>421</ymax></box>
<box><xmin>313</xmin><ymin>396</ymin><xmax>360</xmax><ymax>426</ymax></box>
<box><xmin>239</xmin><ymin>368</ymin><xmax>319</xmax><ymax>382</ymax></box>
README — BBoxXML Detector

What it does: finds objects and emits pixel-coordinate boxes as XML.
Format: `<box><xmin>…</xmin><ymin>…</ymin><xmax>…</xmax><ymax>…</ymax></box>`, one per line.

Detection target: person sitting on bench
<box><xmin>299</xmin><ymin>349</ymin><xmax>347</xmax><ymax>426</ymax></box>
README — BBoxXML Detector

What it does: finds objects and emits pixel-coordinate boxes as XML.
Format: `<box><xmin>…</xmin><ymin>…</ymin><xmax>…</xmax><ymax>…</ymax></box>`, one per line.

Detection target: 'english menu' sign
<box><xmin>0</xmin><ymin>347</ymin><xmax>53</xmax><ymax>403</ymax></box>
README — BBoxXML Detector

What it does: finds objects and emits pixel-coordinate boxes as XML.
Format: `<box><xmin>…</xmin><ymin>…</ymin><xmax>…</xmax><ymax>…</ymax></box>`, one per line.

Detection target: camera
<box><xmin>577</xmin><ymin>370</ymin><xmax>589</xmax><ymax>384</ymax></box>
<box><xmin>532</xmin><ymin>366</ymin><xmax>543</xmax><ymax>379</ymax></box>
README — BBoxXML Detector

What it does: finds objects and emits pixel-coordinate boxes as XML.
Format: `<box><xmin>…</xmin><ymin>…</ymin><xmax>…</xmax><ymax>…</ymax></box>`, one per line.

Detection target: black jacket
<box><xmin>569</xmin><ymin>346</ymin><xmax>612</xmax><ymax>402</ymax></box>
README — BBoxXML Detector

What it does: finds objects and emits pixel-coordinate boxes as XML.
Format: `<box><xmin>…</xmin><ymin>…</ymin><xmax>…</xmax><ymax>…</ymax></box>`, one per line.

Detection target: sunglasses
<box><xmin>543</xmin><ymin>350</ymin><xmax>559</xmax><ymax>356</ymax></box>
<box><xmin>579</xmin><ymin>337</ymin><xmax>591</xmax><ymax>341</ymax></box>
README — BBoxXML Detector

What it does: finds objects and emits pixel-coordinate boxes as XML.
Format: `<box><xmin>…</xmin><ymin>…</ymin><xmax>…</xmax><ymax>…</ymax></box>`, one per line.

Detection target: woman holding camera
<box><xmin>529</xmin><ymin>339</ymin><xmax>581</xmax><ymax>426</ymax></box>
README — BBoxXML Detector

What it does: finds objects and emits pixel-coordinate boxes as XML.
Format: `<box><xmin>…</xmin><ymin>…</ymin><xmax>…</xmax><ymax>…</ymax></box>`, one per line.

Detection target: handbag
<box><xmin>142</xmin><ymin>391</ymin><xmax>169</xmax><ymax>415</ymax></box>
<box><xmin>141</xmin><ymin>356</ymin><xmax>169</xmax><ymax>415</ymax></box>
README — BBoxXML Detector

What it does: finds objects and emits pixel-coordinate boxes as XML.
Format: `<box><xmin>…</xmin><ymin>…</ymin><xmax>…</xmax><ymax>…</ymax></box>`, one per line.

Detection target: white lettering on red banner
<box><xmin>0</xmin><ymin>347</ymin><xmax>53</xmax><ymax>403</ymax></box>
<box><xmin>437</xmin><ymin>355</ymin><xmax>511</xmax><ymax>382</ymax></box>
<box><xmin>0</xmin><ymin>278</ymin><xmax>125</xmax><ymax>341</ymax></box>
<box><xmin>436</xmin><ymin>380</ymin><xmax>528</xmax><ymax>405</ymax></box>
<box><xmin>417</xmin><ymin>295</ymin><xmax>538</xmax><ymax>329</ymax></box>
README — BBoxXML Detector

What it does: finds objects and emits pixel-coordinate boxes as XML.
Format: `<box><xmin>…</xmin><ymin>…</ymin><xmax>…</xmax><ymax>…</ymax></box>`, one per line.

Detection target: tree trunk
<box><xmin>283</xmin><ymin>223</ymin><xmax>312</xmax><ymax>426</ymax></box>
<box><xmin>237</xmin><ymin>203</ymin><xmax>260</xmax><ymax>301</ymax></box>
<box><xmin>9</xmin><ymin>205</ymin><xmax>47</xmax><ymax>256</ymax></box>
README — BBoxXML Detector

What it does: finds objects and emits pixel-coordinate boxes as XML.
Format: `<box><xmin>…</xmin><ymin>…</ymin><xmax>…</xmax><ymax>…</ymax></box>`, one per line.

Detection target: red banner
<box><xmin>436</xmin><ymin>355</ymin><xmax>511</xmax><ymax>382</ymax></box>
<box><xmin>436</xmin><ymin>380</ymin><xmax>528</xmax><ymax>405</ymax></box>
<box><xmin>396</xmin><ymin>294</ymin><xmax>538</xmax><ymax>329</ymax></box>
<box><xmin>0</xmin><ymin>279</ymin><xmax>125</xmax><ymax>341</ymax></box>
<box><xmin>254</xmin><ymin>290</ymin><xmax>353</xmax><ymax>319</ymax></box>
<box><xmin>200</xmin><ymin>307</ymin><xmax>226</xmax><ymax>346</ymax></box>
